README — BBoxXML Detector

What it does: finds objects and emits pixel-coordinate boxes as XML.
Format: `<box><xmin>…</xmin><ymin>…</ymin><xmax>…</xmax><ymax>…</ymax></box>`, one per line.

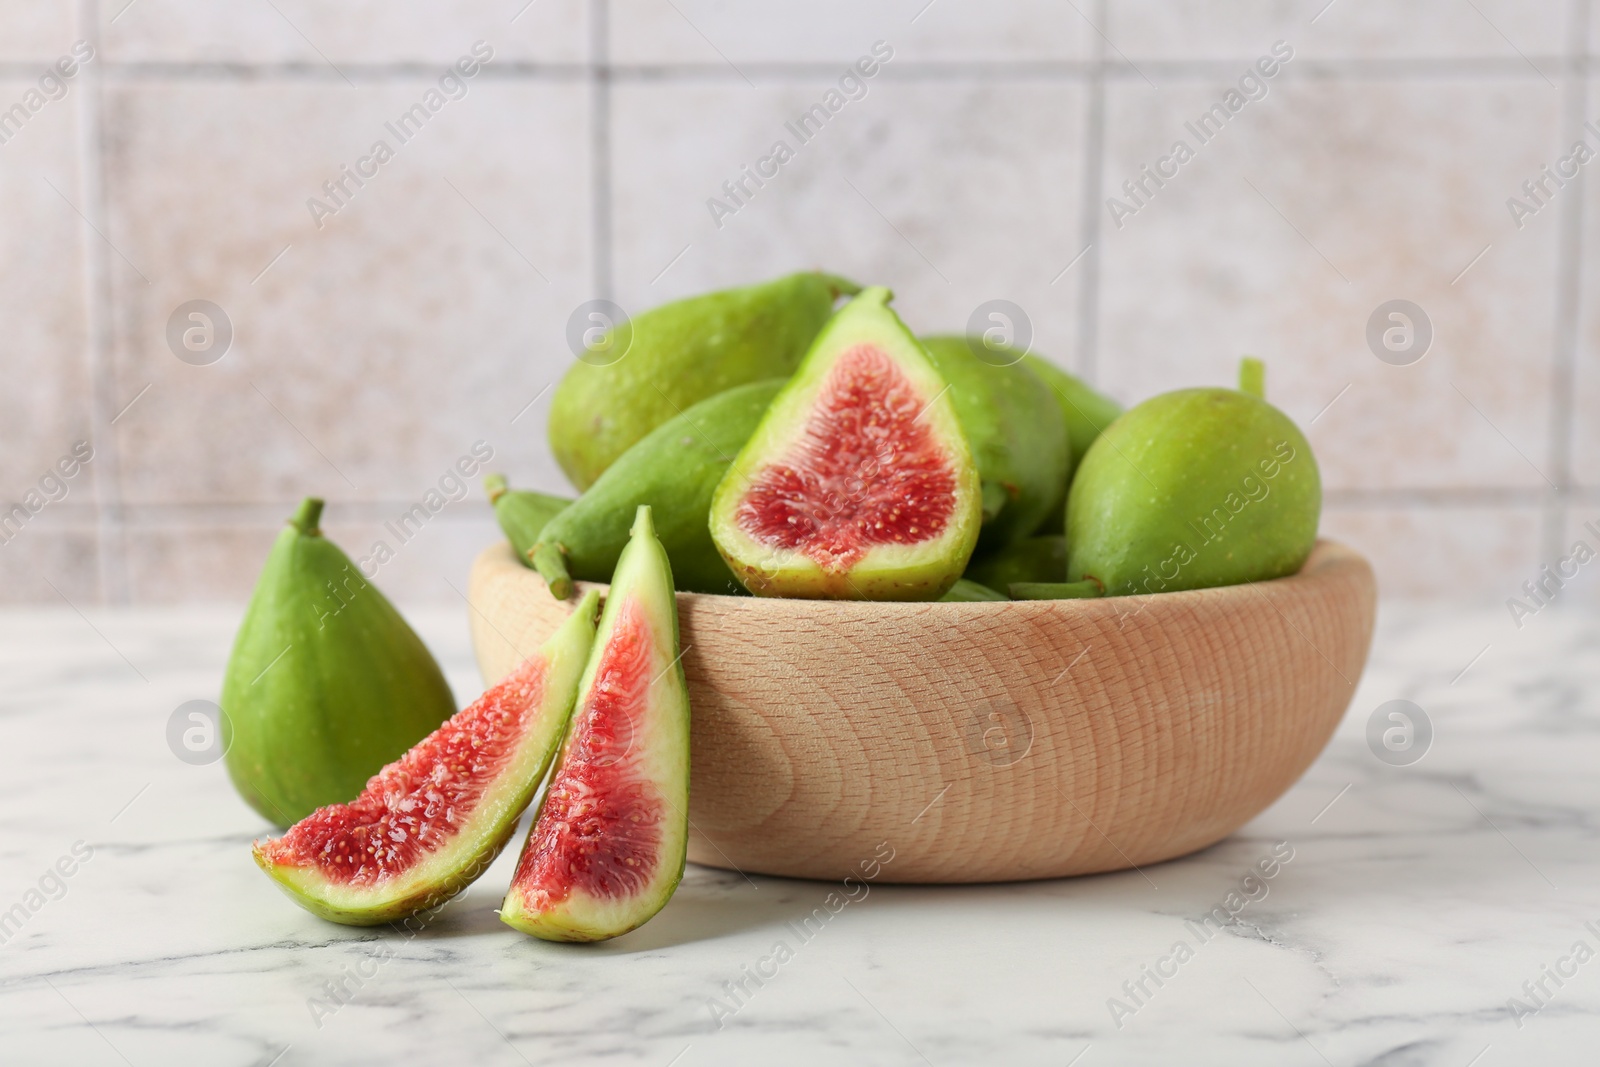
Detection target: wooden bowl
<box><xmin>467</xmin><ymin>540</ymin><xmax>1375</xmax><ymax>884</ymax></box>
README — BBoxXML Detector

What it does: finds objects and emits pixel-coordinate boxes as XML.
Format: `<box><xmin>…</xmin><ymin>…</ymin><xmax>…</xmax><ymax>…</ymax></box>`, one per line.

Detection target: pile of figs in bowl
<box><xmin>476</xmin><ymin>274</ymin><xmax>1376</xmax><ymax>882</ymax></box>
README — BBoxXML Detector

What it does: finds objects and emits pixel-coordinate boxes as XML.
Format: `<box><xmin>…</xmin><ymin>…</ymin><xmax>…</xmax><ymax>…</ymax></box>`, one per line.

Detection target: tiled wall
<box><xmin>4</xmin><ymin>0</ymin><xmax>1597</xmax><ymax>608</ymax></box>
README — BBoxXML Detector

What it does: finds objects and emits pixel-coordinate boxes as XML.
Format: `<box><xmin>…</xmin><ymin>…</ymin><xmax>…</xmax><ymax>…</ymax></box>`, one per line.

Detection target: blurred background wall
<box><xmin>2</xmin><ymin>0</ymin><xmax>1595</xmax><ymax>608</ymax></box>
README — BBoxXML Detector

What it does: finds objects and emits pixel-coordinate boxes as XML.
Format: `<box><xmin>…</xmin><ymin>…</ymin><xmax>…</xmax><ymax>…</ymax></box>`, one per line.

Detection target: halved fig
<box><xmin>709</xmin><ymin>286</ymin><xmax>982</xmax><ymax>600</ymax></box>
<box><xmin>251</xmin><ymin>590</ymin><xmax>600</xmax><ymax>926</ymax></box>
<box><xmin>501</xmin><ymin>506</ymin><xmax>690</xmax><ymax>942</ymax></box>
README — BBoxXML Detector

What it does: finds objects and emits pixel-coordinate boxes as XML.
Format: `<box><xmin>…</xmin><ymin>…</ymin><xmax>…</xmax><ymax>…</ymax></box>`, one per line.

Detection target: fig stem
<box><xmin>289</xmin><ymin>497</ymin><xmax>324</xmax><ymax>536</ymax></box>
<box><xmin>1008</xmin><ymin>580</ymin><xmax>1103</xmax><ymax>600</ymax></box>
<box><xmin>630</xmin><ymin>504</ymin><xmax>656</xmax><ymax>539</ymax></box>
<box><xmin>483</xmin><ymin>473</ymin><xmax>509</xmax><ymax>504</ymax></box>
<box><xmin>1239</xmin><ymin>356</ymin><xmax>1266</xmax><ymax>399</ymax></box>
<box><xmin>532</xmin><ymin>541</ymin><xmax>574</xmax><ymax>599</ymax></box>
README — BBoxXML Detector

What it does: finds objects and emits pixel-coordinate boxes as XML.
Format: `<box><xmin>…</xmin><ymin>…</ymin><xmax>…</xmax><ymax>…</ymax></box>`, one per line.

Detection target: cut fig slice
<box><xmin>709</xmin><ymin>286</ymin><xmax>982</xmax><ymax>600</ymax></box>
<box><xmin>251</xmin><ymin>590</ymin><xmax>600</xmax><ymax>926</ymax></box>
<box><xmin>501</xmin><ymin>506</ymin><xmax>691</xmax><ymax>942</ymax></box>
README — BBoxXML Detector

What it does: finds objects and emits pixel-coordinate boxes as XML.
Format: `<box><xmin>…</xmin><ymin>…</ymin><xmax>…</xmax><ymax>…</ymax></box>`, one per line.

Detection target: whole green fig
<box><xmin>221</xmin><ymin>498</ymin><xmax>456</xmax><ymax>826</ymax></box>
<box><xmin>1065</xmin><ymin>360</ymin><xmax>1320</xmax><ymax>597</ymax></box>
<box><xmin>918</xmin><ymin>337</ymin><xmax>1069</xmax><ymax>550</ymax></box>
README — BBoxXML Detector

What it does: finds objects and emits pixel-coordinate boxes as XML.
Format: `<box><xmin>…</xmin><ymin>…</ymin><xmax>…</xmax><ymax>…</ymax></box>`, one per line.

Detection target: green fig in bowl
<box><xmin>1065</xmin><ymin>358</ymin><xmax>1321</xmax><ymax>597</ymax></box>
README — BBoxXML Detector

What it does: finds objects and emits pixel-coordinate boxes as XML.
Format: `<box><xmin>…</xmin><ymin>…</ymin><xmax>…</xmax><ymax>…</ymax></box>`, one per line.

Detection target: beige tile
<box><xmin>610</xmin><ymin>78</ymin><xmax>1087</xmax><ymax>364</ymax></box>
<box><xmin>0</xmin><ymin>76</ymin><xmax>100</xmax><ymax>602</ymax></box>
<box><xmin>1319</xmin><ymin>503</ymin><xmax>1540</xmax><ymax>602</ymax></box>
<box><xmin>121</xmin><ymin>521</ymin><xmax>270</xmax><ymax>604</ymax></box>
<box><xmin>1106</xmin><ymin>0</ymin><xmax>1570</xmax><ymax>63</ymax></box>
<box><xmin>1096</xmin><ymin>77</ymin><xmax>1562</xmax><ymax>492</ymax></box>
<box><xmin>100</xmin><ymin>0</ymin><xmax>587</xmax><ymax>65</ymax></box>
<box><xmin>0</xmin><ymin>515</ymin><xmax>101</xmax><ymax>604</ymax></box>
<box><xmin>101</xmin><ymin>80</ymin><xmax>591</xmax><ymax>508</ymax></box>
<box><xmin>0</xmin><ymin>2</ymin><xmax>77</xmax><ymax>63</ymax></box>
<box><xmin>122</xmin><ymin>504</ymin><xmax>501</xmax><ymax>606</ymax></box>
<box><xmin>318</xmin><ymin>505</ymin><xmax>503</xmax><ymax>607</ymax></box>
<box><xmin>609</xmin><ymin>0</ymin><xmax>1091</xmax><ymax>66</ymax></box>
<box><xmin>1568</xmin><ymin>81</ymin><xmax>1600</xmax><ymax>488</ymax></box>
<box><xmin>0</xmin><ymin>78</ymin><xmax>94</xmax><ymax>481</ymax></box>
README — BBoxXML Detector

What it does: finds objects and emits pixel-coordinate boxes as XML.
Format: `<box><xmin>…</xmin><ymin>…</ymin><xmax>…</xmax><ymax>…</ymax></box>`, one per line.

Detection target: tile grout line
<box><xmin>1073</xmin><ymin>0</ymin><xmax>1108</xmax><ymax>386</ymax></box>
<box><xmin>75</xmin><ymin>0</ymin><xmax>129</xmax><ymax>605</ymax></box>
<box><xmin>1541</xmin><ymin>0</ymin><xmax>1592</xmax><ymax>562</ymax></box>
<box><xmin>5</xmin><ymin>55</ymin><xmax>1600</xmax><ymax>83</ymax></box>
<box><xmin>590</xmin><ymin>0</ymin><xmax>613</xmax><ymax>301</ymax></box>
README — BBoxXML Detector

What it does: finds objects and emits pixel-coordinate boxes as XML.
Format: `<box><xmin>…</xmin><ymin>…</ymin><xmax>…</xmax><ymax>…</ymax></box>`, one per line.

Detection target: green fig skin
<box><xmin>709</xmin><ymin>287</ymin><xmax>983</xmax><ymax>601</ymax></box>
<box><xmin>221</xmin><ymin>499</ymin><xmax>457</xmax><ymax>827</ymax></box>
<box><xmin>549</xmin><ymin>271</ymin><xmax>859</xmax><ymax>491</ymax></box>
<box><xmin>1065</xmin><ymin>387</ymin><xmax>1321</xmax><ymax>597</ymax></box>
<box><xmin>1020</xmin><ymin>353</ymin><xmax>1124</xmax><ymax>522</ymax></box>
<box><xmin>535</xmin><ymin>380</ymin><xmax>784</xmax><ymax>598</ymax></box>
<box><xmin>939</xmin><ymin>578</ymin><xmax>1008</xmax><ymax>602</ymax></box>
<box><xmin>1021</xmin><ymin>354</ymin><xmax>1125</xmax><ymax>477</ymax></box>
<box><xmin>966</xmin><ymin>535</ymin><xmax>1067</xmax><ymax>590</ymax></box>
<box><xmin>484</xmin><ymin>474</ymin><xmax>570</xmax><ymax>568</ymax></box>
<box><xmin>918</xmin><ymin>337</ymin><xmax>1070</xmax><ymax>551</ymax></box>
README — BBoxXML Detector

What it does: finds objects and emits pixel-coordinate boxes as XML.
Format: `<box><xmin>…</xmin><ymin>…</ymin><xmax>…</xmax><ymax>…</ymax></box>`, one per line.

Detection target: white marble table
<box><xmin>1</xmin><ymin>602</ymin><xmax>1596</xmax><ymax>1065</ymax></box>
